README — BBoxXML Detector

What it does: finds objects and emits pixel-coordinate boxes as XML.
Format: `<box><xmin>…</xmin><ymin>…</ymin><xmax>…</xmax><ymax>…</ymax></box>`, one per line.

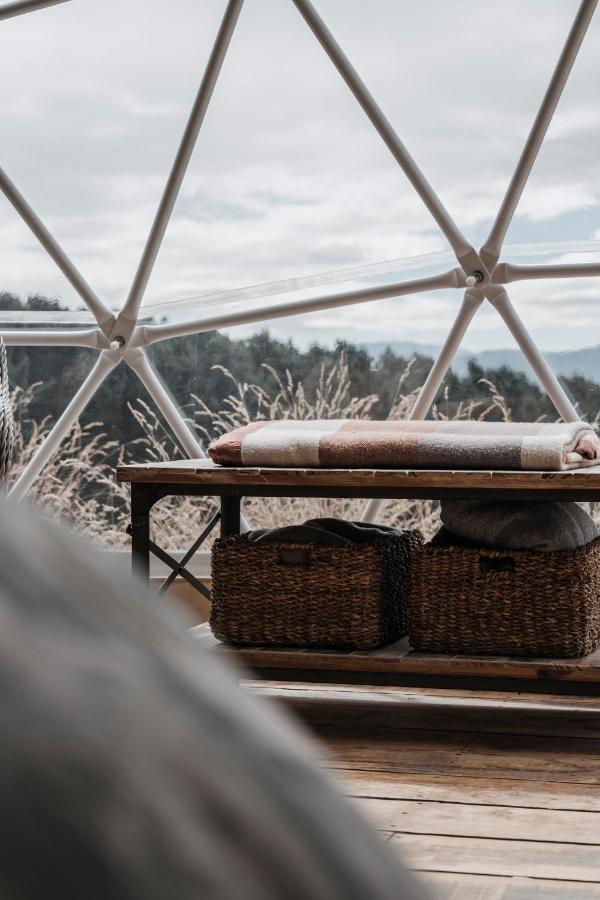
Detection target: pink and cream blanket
<box><xmin>208</xmin><ymin>420</ymin><xmax>600</xmax><ymax>471</ymax></box>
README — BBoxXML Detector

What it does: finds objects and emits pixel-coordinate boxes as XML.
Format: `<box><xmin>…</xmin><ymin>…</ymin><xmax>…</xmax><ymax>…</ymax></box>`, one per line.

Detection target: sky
<box><xmin>0</xmin><ymin>0</ymin><xmax>599</xmax><ymax>353</ymax></box>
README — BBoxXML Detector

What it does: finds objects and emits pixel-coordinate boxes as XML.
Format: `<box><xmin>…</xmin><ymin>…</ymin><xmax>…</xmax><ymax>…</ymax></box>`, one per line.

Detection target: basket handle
<box><xmin>479</xmin><ymin>555</ymin><xmax>515</xmax><ymax>576</ymax></box>
<box><xmin>277</xmin><ymin>548</ymin><xmax>311</xmax><ymax>567</ymax></box>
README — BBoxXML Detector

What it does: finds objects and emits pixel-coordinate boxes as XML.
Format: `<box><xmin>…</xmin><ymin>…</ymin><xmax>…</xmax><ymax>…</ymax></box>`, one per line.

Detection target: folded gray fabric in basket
<box><xmin>438</xmin><ymin>500</ymin><xmax>598</xmax><ymax>552</ymax></box>
<box><xmin>247</xmin><ymin>517</ymin><xmax>402</xmax><ymax>546</ymax></box>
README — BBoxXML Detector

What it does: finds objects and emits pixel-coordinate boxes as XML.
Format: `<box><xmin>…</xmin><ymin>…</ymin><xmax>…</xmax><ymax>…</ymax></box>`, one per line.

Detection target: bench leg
<box><xmin>221</xmin><ymin>495</ymin><xmax>241</xmax><ymax>537</ymax></box>
<box><xmin>130</xmin><ymin>483</ymin><xmax>157</xmax><ymax>583</ymax></box>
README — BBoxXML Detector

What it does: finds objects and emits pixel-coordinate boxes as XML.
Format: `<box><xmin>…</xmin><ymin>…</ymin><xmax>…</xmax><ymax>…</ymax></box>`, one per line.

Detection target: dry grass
<box><xmin>9</xmin><ymin>383</ymin><xmax>132</xmax><ymax>545</ymax></box>
<box><xmin>6</xmin><ymin>354</ymin><xmax>599</xmax><ymax>547</ymax></box>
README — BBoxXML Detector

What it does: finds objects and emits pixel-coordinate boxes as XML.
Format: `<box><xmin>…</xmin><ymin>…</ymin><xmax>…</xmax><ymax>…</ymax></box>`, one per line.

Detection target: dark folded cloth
<box><xmin>247</xmin><ymin>517</ymin><xmax>403</xmax><ymax>546</ymax></box>
<box><xmin>430</xmin><ymin>526</ymin><xmax>485</xmax><ymax>550</ymax></box>
<box><xmin>439</xmin><ymin>499</ymin><xmax>598</xmax><ymax>552</ymax></box>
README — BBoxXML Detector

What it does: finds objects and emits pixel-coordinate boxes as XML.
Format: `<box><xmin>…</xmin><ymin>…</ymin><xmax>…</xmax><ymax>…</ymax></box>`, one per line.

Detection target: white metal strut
<box><xmin>0</xmin><ymin>0</ymin><xmax>598</xmax><ymax>534</ymax></box>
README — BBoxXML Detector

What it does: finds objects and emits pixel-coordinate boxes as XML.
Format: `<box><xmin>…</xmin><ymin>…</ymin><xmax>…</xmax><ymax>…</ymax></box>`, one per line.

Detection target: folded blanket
<box><xmin>208</xmin><ymin>419</ymin><xmax>599</xmax><ymax>470</ymax></box>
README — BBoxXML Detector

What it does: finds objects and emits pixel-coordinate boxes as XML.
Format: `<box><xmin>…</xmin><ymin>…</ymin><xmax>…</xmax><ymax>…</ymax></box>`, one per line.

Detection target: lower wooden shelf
<box><xmin>192</xmin><ymin>624</ymin><xmax>600</xmax><ymax>694</ymax></box>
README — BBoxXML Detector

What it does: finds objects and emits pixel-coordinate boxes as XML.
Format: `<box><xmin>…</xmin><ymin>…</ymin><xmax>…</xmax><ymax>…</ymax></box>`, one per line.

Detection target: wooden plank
<box><xmin>248</xmin><ymin>681</ymin><xmax>600</xmax><ymax>705</ymax></box>
<box><xmin>420</xmin><ymin>872</ymin><xmax>600</xmax><ymax>899</ymax></box>
<box><xmin>317</xmin><ymin>728</ymin><xmax>475</xmax><ymax>777</ymax></box>
<box><xmin>117</xmin><ymin>460</ymin><xmax>600</xmax><ymax>495</ymax></box>
<box><xmin>389</xmin><ymin>833</ymin><xmax>600</xmax><ymax>881</ymax></box>
<box><xmin>193</xmin><ymin>624</ymin><xmax>600</xmax><ymax>684</ymax></box>
<box><xmin>350</xmin><ymin>796</ymin><xmax>600</xmax><ymax>844</ymax></box>
<box><xmin>333</xmin><ymin>771</ymin><xmax>600</xmax><ymax>813</ymax></box>
<box><xmin>261</xmin><ymin>692</ymin><xmax>600</xmax><ymax>740</ymax></box>
<box><xmin>377</xmin><ymin>831</ymin><xmax>393</xmax><ymax>843</ymax></box>
<box><xmin>194</xmin><ymin>641</ymin><xmax>600</xmax><ymax>686</ymax></box>
<box><xmin>252</xmin><ymin>682</ymin><xmax>600</xmax><ymax>713</ymax></box>
<box><xmin>319</xmin><ymin>729</ymin><xmax>600</xmax><ymax>784</ymax></box>
<box><xmin>445</xmin><ymin>733</ymin><xmax>600</xmax><ymax>784</ymax></box>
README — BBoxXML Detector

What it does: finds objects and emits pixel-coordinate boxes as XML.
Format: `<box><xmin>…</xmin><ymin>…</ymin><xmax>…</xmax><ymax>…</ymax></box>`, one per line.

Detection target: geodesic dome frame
<box><xmin>1</xmin><ymin>0</ymin><xmax>599</xmax><ymax>524</ymax></box>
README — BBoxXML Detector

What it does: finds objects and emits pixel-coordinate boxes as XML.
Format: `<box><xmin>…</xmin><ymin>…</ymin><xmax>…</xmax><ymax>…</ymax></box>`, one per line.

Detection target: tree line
<box><xmin>2</xmin><ymin>291</ymin><xmax>597</xmax><ymax>456</ymax></box>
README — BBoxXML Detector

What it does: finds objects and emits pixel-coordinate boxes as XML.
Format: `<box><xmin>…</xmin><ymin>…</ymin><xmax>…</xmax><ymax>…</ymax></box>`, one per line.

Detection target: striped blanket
<box><xmin>208</xmin><ymin>420</ymin><xmax>600</xmax><ymax>471</ymax></box>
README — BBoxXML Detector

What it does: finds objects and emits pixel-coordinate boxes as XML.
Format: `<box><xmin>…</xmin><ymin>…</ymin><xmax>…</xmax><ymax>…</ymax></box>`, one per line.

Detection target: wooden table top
<box><xmin>116</xmin><ymin>458</ymin><xmax>600</xmax><ymax>498</ymax></box>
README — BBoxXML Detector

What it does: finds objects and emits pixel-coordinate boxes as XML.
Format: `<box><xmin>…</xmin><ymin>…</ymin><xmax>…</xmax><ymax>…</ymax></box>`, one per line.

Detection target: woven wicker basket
<box><xmin>0</xmin><ymin>338</ymin><xmax>13</xmax><ymax>488</ymax></box>
<box><xmin>210</xmin><ymin>530</ymin><xmax>423</xmax><ymax>650</ymax></box>
<box><xmin>406</xmin><ymin>538</ymin><xmax>600</xmax><ymax>657</ymax></box>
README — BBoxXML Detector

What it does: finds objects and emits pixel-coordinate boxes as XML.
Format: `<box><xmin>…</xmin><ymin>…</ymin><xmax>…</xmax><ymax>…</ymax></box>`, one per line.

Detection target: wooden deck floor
<box><xmin>247</xmin><ymin>680</ymin><xmax>600</xmax><ymax>898</ymax></box>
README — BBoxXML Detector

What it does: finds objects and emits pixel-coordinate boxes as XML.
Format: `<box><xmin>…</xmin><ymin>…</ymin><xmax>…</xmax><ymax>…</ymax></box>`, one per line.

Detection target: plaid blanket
<box><xmin>208</xmin><ymin>419</ymin><xmax>600</xmax><ymax>470</ymax></box>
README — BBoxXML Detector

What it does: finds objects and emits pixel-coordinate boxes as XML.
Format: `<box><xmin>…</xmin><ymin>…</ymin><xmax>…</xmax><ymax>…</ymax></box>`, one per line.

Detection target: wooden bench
<box><xmin>117</xmin><ymin>459</ymin><xmax>600</xmax><ymax>695</ymax></box>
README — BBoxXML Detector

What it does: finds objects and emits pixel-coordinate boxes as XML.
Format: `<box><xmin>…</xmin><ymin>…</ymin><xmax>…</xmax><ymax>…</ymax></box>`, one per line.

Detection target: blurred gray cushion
<box><xmin>440</xmin><ymin>500</ymin><xmax>598</xmax><ymax>552</ymax></box>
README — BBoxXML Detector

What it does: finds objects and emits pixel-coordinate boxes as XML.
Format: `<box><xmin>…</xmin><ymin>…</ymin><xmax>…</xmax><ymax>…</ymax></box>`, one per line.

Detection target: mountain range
<box><xmin>365</xmin><ymin>341</ymin><xmax>600</xmax><ymax>384</ymax></box>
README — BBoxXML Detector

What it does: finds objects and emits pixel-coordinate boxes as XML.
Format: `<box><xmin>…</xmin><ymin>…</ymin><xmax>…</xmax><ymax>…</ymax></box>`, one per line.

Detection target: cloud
<box><xmin>1</xmin><ymin>0</ymin><xmax>599</xmax><ymax>354</ymax></box>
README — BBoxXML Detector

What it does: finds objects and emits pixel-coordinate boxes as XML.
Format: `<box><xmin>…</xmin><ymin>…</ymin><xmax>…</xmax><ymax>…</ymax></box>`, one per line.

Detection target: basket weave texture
<box><xmin>0</xmin><ymin>338</ymin><xmax>13</xmax><ymax>488</ymax></box>
<box><xmin>210</xmin><ymin>529</ymin><xmax>423</xmax><ymax>650</ymax></box>
<box><xmin>406</xmin><ymin>538</ymin><xmax>600</xmax><ymax>658</ymax></box>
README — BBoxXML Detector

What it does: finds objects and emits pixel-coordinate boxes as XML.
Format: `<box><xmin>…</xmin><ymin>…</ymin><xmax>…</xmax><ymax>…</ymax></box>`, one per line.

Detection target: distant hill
<box><xmin>366</xmin><ymin>341</ymin><xmax>600</xmax><ymax>383</ymax></box>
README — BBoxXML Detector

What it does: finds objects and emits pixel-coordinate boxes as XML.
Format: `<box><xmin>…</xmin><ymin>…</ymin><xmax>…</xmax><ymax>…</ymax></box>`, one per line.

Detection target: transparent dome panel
<box><xmin>146</xmin><ymin>296</ymin><xmax>468</xmax><ymax>429</ymax></box>
<box><xmin>7</xmin><ymin>354</ymin><xmax>157</xmax><ymax>547</ymax></box>
<box><xmin>5</xmin><ymin>343</ymin><xmax>100</xmax><ymax>490</ymax></box>
<box><xmin>464</xmin><ymin>281</ymin><xmax>600</xmax><ymax>422</ymax></box>
<box><xmin>0</xmin><ymin>0</ymin><xmax>227</xmax><ymax>312</ymax></box>
<box><xmin>141</xmin><ymin>0</ymin><xmax>452</xmax><ymax>313</ymax></box>
<box><xmin>504</xmin><ymin>4</ymin><xmax>600</xmax><ymax>250</ymax></box>
<box><xmin>142</xmin><ymin>246</ymin><xmax>458</xmax><ymax>328</ymax></box>
<box><xmin>0</xmin><ymin>194</ymin><xmax>98</xmax><ymax>322</ymax></box>
<box><xmin>146</xmin><ymin>288</ymin><xmax>579</xmax><ymax>431</ymax></box>
<box><xmin>501</xmin><ymin>239</ymin><xmax>600</xmax><ymax>266</ymax></box>
<box><xmin>315</xmin><ymin>0</ymin><xmax>580</xmax><ymax>249</ymax></box>
<box><xmin>223</xmin><ymin>285</ymin><xmax>463</xmax><ymax>353</ymax></box>
<box><xmin>500</xmin><ymin>277</ymin><xmax>600</xmax><ymax>356</ymax></box>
